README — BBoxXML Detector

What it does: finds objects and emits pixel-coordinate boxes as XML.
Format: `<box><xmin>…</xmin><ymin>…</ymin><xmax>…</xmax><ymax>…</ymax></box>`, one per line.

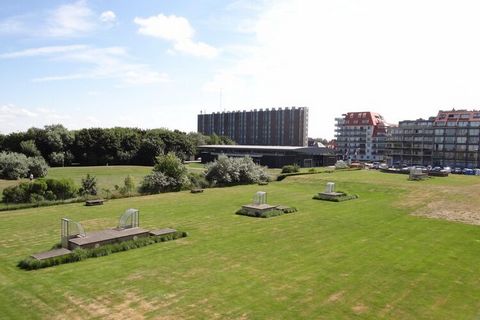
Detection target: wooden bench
<box><xmin>85</xmin><ymin>199</ymin><xmax>104</xmax><ymax>206</ymax></box>
<box><xmin>190</xmin><ymin>188</ymin><xmax>204</xmax><ymax>193</ymax></box>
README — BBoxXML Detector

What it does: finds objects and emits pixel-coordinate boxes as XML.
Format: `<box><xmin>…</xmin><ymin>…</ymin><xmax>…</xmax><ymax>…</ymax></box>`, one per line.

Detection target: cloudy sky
<box><xmin>2</xmin><ymin>0</ymin><xmax>480</xmax><ymax>139</ymax></box>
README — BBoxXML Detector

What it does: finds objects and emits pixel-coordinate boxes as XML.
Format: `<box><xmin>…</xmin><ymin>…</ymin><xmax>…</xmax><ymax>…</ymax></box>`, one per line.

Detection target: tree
<box><xmin>19</xmin><ymin>140</ymin><xmax>41</xmax><ymax>157</ymax></box>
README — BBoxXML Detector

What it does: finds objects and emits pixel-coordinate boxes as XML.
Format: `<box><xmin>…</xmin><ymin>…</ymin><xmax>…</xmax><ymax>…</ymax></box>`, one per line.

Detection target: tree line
<box><xmin>0</xmin><ymin>125</ymin><xmax>234</xmax><ymax>167</ymax></box>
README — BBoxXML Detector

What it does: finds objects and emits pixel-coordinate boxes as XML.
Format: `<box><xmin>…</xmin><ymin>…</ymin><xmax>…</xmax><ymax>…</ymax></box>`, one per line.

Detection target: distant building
<box><xmin>385</xmin><ymin>118</ymin><xmax>435</xmax><ymax>166</ymax></box>
<box><xmin>385</xmin><ymin>109</ymin><xmax>480</xmax><ymax>168</ymax></box>
<box><xmin>335</xmin><ymin>112</ymin><xmax>388</xmax><ymax>161</ymax></box>
<box><xmin>197</xmin><ymin>107</ymin><xmax>308</xmax><ymax>146</ymax></box>
<box><xmin>197</xmin><ymin>144</ymin><xmax>336</xmax><ymax>168</ymax></box>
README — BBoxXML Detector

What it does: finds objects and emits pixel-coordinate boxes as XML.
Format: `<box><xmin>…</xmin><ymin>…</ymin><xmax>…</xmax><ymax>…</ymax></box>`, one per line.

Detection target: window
<box><xmin>457</xmin><ymin>137</ymin><xmax>467</xmax><ymax>143</ymax></box>
<box><xmin>469</xmin><ymin>129</ymin><xmax>480</xmax><ymax>135</ymax></box>
<box><xmin>435</xmin><ymin>129</ymin><xmax>444</xmax><ymax>135</ymax></box>
<box><xmin>435</xmin><ymin>137</ymin><xmax>444</xmax><ymax>143</ymax></box>
<box><xmin>444</xmin><ymin>144</ymin><xmax>455</xmax><ymax>151</ymax></box>
<box><xmin>468</xmin><ymin>145</ymin><xmax>479</xmax><ymax>151</ymax></box>
<box><xmin>447</xmin><ymin>121</ymin><xmax>457</xmax><ymax>126</ymax></box>
<box><xmin>460</xmin><ymin>114</ymin><xmax>470</xmax><ymax>119</ymax></box>
<box><xmin>468</xmin><ymin>137</ymin><xmax>479</xmax><ymax>144</ymax></box>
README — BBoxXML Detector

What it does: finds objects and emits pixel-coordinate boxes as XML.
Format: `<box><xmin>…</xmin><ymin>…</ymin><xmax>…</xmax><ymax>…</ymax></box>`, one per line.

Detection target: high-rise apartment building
<box><xmin>385</xmin><ymin>118</ymin><xmax>435</xmax><ymax>166</ymax></box>
<box><xmin>335</xmin><ymin>112</ymin><xmax>388</xmax><ymax>161</ymax></box>
<box><xmin>386</xmin><ymin>109</ymin><xmax>480</xmax><ymax>168</ymax></box>
<box><xmin>197</xmin><ymin>107</ymin><xmax>308</xmax><ymax>146</ymax></box>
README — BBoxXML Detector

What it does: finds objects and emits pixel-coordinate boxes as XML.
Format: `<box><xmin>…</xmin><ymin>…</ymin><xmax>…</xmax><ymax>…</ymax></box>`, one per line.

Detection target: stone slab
<box><xmin>31</xmin><ymin>248</ymin><xmax>72</xmax><ymax>261</ymax></box>
<box><xmin>242</xmin><ymin>204</ymin><xmax>278</xmax><ymax>211</ymax></box>
<box><xmin>149</xmin><ymin>228</ymin><xmax>177</xmax><ymax>236</ymax></box>
<box><xmin>68</xmin><ymin>227</ymin><xmax>149</xmax><ymax>248</ymax></box>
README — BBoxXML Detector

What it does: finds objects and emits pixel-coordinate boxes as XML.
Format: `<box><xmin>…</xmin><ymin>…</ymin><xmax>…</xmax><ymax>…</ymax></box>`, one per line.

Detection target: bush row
<box><xmin>235</xmin><ymin>206</ymin><xmax>297</xmax><ymax>218</ymax></box>
<box><xmin>18</xmin><ymin>231</ymin><xmax>188</xmax><ymax>270</ymax></box>
<box><xmin>2</xmin><ymin>178</ymin><xmax>77</xmax><ymax>204</ymax></box>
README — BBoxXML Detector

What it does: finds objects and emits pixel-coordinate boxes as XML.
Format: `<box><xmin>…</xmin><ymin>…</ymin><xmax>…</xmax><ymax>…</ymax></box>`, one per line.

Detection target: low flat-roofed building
<box><xmin>197</xmin><ymin>144</ymin><xmax>336</xmax><ymax>168</ymax></box>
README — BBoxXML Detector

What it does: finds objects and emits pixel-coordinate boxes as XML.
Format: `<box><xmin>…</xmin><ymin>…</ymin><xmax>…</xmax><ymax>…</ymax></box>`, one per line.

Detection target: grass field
<box><xmin>1</xmin><ymin>170</ymin><xmax>480</xmax><ymax>319</ymax></box>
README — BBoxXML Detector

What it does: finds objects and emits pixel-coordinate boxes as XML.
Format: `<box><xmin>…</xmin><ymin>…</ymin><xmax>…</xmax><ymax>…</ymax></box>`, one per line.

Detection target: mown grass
<box><xmin>0</xmin><ymin>170</ymin><xmax>479</xmax><ymax>319</ymax></box>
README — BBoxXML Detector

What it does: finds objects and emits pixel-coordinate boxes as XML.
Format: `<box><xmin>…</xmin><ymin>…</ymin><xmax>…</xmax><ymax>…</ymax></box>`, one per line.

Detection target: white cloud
<box><xmin>1</xmin><ymin>45</ymin><xmax>169</xmax><ymax>85</ymax></box>
<box><xmin>204</xmin><ymin>0</ymin><xmax>480</xmax><ymax>138</ymax></box>
<box><xmin>0</xmin><ymin>104</ymin><xmax>37</xmax><ymax>121</ymax></box>
<box><xmin>0</xmin><ymin>45</ymin><xmax>88</xmax><ymax>58</ymax></box>
<box><xmin>100</xmin><ymin>11</ymin><xmax>116</xmax><ymax>24</ymax></box>
<box><xmin>0</xmin><ymin>1</ymin><xmax>116</xmax><ymax>37</ymax></box>
<box><xmin>47</xmin><ymin>0</ymin><xmax>95</xmax><ymax>37</ymax></box>
<box><xmin>134</xmin><ymin>14</ymin><xmax>218</xmax><ymax>59</ymax></box>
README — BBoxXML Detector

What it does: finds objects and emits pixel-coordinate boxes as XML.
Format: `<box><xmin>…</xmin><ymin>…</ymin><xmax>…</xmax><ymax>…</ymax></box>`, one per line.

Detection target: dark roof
<box><xmin>198</xmin><ymin>145</ymin><xmax>334</xmax><ymax>155</ymax></box>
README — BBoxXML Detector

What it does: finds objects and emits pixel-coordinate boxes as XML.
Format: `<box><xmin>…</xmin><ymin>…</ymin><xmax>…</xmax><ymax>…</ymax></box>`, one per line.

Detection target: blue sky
<box><xmin>3</xmin><ymin>0</ymin><xmax>480</xmax><ymax>138</ymax></box>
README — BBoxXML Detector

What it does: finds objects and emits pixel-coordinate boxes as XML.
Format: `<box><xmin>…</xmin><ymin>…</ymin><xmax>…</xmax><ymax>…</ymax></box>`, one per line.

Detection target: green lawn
<box><xmin>0</xmin><ymin>171</ymin><xmax>480</xmax><ymax>319</ymax></box>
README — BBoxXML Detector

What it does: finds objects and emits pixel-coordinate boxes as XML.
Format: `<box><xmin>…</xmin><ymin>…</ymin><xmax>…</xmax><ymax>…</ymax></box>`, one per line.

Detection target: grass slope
<box><xmin>0</xmin><ymin>170</ymin><xmax>479</xmax><ymax>319</ymax></box>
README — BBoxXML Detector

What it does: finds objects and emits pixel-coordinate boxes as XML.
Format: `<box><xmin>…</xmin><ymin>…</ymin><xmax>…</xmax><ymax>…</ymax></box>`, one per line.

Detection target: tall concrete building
<box><xmin>335</xmin><ymin>112</ymin><xmax>388</xmax><ymax>161</ymax></box>
<box><xmin>386</xmin><ymin>109</ymin><xmax>480</xmax><ymax>168</ymax></box>
<box><xmin>385</xmin><ymin>118</ymin><xmax>435</xmax><ymax>166</ymax></box>
<box><xmin>197</xmin><ymin>107</ymin><xmax>308</xmax><ymax>146</ymax></box>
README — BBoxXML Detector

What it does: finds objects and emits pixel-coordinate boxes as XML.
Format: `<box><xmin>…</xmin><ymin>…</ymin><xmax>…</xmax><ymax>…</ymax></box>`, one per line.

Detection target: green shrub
<box><xmin>80</xmin><ymin>174</ymin><xmax>97</xmax><ymax>196</ymax></box>
<box><xmin>188</xmin><ymin>172</ymin><xmax>209</xmax><ymax>189</ymax></box>
<box><xmin>18</xmin><ymin>231</ymin><xmax>188</xmax><ymax>270</ymax></box>
<box><xmin>44</xmin><ymin>178</ymin><xmax>77</xmax><ymax>200</ymax></box>
<box><xmin>140</xmin><ymin>153</ymin><xmax>190</xmax><ymax>194</ymax></box>
<box><xmin>206</xmin><ymin>155</ymin><xmax>269</xmax><ymax>186</ymax></box>
<box><xmin>281</xmin><ymin>164</ymin><xmax>300</xmax><ymax>174</ymax></box>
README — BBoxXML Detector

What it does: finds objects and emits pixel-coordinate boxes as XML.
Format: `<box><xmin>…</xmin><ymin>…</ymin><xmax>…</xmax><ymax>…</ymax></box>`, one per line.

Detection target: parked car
<box><xmin>443</xmin><ymin>167</ymin><xmax>452</xmax><ymax>173</ymax></box>
<box><xmin>463</xmin><ymin>168</ymin><xmax>474</xmax><ymax>175</ymax></box>
<box><xmin>379</xmin><ymin>163</ymin><xmax>388</xmax><ymax>170</ymax></box>
<box><xmin>431</xmin><ymin>166</ymin><xmax>442</xmax><ymax>172</ymax></box>
<box><xmin>372</xmin><ymin>162</ymin><xmax>380</xmax><ymax>169</ymax></box>
<box><xmin>453</xmin><ymin>167</ymin><xmax>463</xmax><ymax>174</ymax></box>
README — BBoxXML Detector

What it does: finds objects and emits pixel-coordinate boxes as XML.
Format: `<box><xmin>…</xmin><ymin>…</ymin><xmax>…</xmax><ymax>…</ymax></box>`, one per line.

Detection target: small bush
<box><xmin>80</xmin><ymin>174</ymin><xmax>97</xmax><ymax>196</ymax></box>
<box><xmin>188</xmin><ymin>172</ymin><xmax>209</xmax><ymax>189</ymax></box>
<box><xmin>281</xmin><ymin>164</ymin><xmax>300</xmax><ymax>174</ymax></box>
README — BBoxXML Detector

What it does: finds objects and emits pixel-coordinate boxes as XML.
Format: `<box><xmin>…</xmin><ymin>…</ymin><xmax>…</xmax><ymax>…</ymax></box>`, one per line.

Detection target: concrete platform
<box><xmin>317</xmin><ymin>192</ymin><xmax>344</xmax><ymax>200</ymax></box>
<box><xmin>68</xmin><ymin>227</ymin><xmax>150</xmax><ymax>249</ymax></box>
<box><xmin>149</xmin><ymin>228</ymin><xmax>177</xmax><ymax>236</ymax></box>
<box><xmin>31</xmin><ymin>248</ymin><xmax>72</xmax><ymax>261</ymax></box>
<box><xmin>242</xmin><ymin>204</ymin><xmax>278</xmax><ymax>211</ymax></box>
